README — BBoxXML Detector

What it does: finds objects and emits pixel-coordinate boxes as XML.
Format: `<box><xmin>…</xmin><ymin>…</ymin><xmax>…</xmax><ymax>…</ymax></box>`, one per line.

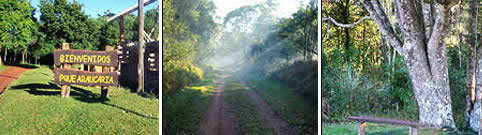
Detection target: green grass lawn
<box><xmin>322</xmin><ymin>122</ymin><xmax>458</xmax><ymax>135</ymax></box>
<box><xmin>246</xmin><ymin>78</ymin><xmax>316</xmax><ymax>134</ymax></box>
<box><xmin>223</xmin><ymin>76</ymin><xmax>273</xmax><ymax>134</ymax></box>
<box><xmin>0</xmin><ymin>65</ymin><xmax>159</xmax><ymax>134</ymax></box>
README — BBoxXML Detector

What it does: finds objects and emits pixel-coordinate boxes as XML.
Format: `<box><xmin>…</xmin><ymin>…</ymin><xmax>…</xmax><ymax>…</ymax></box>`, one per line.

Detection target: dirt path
<box><xmin>200</xmin><ymin>67</ymin><xmax>296</xmax><ymax>135</ymax></box>
<box><xmin>0</xmin><ymin>65</ymin><xmax>32</xmax><ymax>95</ymax></box>
<box><xmin>199</xmin><ymin>72</ymin><xmax>234</xmax><ymax>135</ymax></box>
<box><xmin>240</xmin><ymin>81</ymin><xmax>296</xmax><ymax>135</ymax></box>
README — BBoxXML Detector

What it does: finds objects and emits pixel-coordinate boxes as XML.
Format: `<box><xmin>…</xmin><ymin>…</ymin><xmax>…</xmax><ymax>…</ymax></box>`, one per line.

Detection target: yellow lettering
<box><xmin>104</xmin><ymin>56</ymin><xmax>111</xmax><ymax>64</ymax></box>
<box><xmin>69</xmin><ymin>55</ymin><xmax>73</xmax><ymax>62</ymax></box>
<box><xmin>71</xmin><ymin>75</ymin><xmax>76</xmax><ymax>83</ymax></box>
<box><xmin>93</xmin><ymin>76</ymin><xmax>98</xmax><ymax>83</ymax></box>
<box><xmin>105</xmin><ymin>76</ymin><xmax>110</xmax><ymax>84</ymax></box>
<box><xmin>59</xmin><ymin>74</ymin><xmax>64</xmax><ymax>82</ymax></box>
<box><xmin>110</xmin><ymin>76</ymin><xmax>113</xmax><ymax>84</ymax></box>
<box><xmin>77</xmin><ymin>75</ymin><xmax>84</xmax><ymax>83</ymax></box>
<box><xmin>76</xmin><ymin>55</ymin><xmax>81</xmax><ymax>63</ymax></box>
<box><xmin>86</xmin><ymin>76</ymin><xmax>92</xmax><ymax>83</ymax></box>
<box><xmin>99</xmin><ymin>76</ymin><xmax>105</xmax><ymax>83</ymax></box>
<box><xmin>83</xmin><ymin>55</ymin><xmax>87</xmax><ymax>63</ymax></box>
<box><xmin>60</xmin><ymin>55</ymin><xmax>64</xmax><ymax>63</ymax></box>
<box><xmin>88</xmin><ymin>55</ymin><xmax>93</xmax><ymax>63</ymax></box>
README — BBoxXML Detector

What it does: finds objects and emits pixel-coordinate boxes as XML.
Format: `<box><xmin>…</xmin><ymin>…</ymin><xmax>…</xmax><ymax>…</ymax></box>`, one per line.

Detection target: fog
<box><xmin>207</xmin><ymin>1</ymin><xmax>310</xmax><ymax>72</ymax></box>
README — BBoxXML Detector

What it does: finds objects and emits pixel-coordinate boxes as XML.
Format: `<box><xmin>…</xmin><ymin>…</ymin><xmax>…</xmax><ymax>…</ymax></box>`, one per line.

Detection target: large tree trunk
<box><xmin>465</xmin><ymin>0</ymin><xmax>479</xmax><ymax>131</ymax></box>
<box><xmin>475</xmin><ymin>39</ymin><xmax>482</xmax><ymax>134</ymax></box>
<box><xmin>361</xmin><ymin>0</ymin><xmax>458</xmax><ymax>128</ymax></box>
<box><xmin>324</xmin><ymin>0</ymin><xmax>458</xmax><ymax>128</ymax></box>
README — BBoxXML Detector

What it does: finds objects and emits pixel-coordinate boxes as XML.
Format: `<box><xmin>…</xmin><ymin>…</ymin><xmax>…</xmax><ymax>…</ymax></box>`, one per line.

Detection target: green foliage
<box><xmin>162</xmin><ymin>65</ymin><xmax>216</xmax><ymax>134</ymax></box>
<box><xmin>322</xmin><ymin>57</ymin><xmax>418</xmax><ymax>122</ymax></box>
<box><xmin>270</xmin><ymin>60</ymin><xmax>317</xmax><ymax>103</ymax></box>
<box><xmin>163</xmin><ymin>0</ymin><xmax>218</xmax><ymax>94</ymax></box>
<box><xmin>39</xmin><ymin>0</ymin><xmax>89</xmax><ymax>49</ymax></box>
<box><xmin>0</xmin><ymin>0</ymin><xmax>37</xmax><ymax>56</ymax></box>
<box><xmin>162</xmin><ymin>82</ymin><xmax>213</xmax><ymax>134</ymax></box>
<box><xmin>162</xmin><ymin>62</ymin><xmax>204</xmax><ymax>96</ymax></box>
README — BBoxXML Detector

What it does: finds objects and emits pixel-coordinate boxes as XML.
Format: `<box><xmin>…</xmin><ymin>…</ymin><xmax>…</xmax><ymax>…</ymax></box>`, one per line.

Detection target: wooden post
<box><xmin>101</xmin><ymin>45</ymin><xmax>113</xmax><ymax>98</ymax></box>
<box><xmin>358</xmin><ymin>121</ymin><xmax>366</xmax><ymax>135</ymax></box>
<box><xmin>120</xmin><ymin>16</ymin><xmax>125</xmax><ymax>42</ymax></box>
<box><xmin>137</xmin><ymin>0</ymin><xmax>145</xmax><ymax>93</ymax></box>
<box><xmin>61</xmin><ymin>43</ymin><xmax>71</xmax><ymax>98</ymax></box>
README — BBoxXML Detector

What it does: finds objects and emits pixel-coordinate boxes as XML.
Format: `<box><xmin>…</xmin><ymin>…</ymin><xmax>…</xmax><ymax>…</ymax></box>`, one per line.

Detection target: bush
<box><xmin>269</xmin><ymin>60</ymin><xmax>317</xmax><ymax>103</ymax></box>
<box><xmin>322</xmin><ymin>56</ymin><xmax>418</xmax><ymax>122</ymax></box>
<box><xmin>162</xmin><ymin>62</ymin><xmax>204</xmax><ymax>96</ymax></box>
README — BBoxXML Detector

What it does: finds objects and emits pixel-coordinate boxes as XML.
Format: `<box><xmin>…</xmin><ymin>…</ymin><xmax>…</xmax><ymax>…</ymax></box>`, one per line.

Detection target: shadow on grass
<box><xmin>9</xmin><ymin>82</ymin><xmax>158</xmax><ymax>120</ymax></box>
<box><xmin>4</xmin><ymin>63</ymin><xmax>39</xmax><ymax>69</ymax></box>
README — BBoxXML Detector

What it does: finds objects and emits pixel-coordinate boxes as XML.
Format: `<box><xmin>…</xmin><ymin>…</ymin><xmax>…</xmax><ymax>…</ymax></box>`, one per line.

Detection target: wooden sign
<box><xmin>54</xmin><ymin>68</ymin><xmax>118</xmax><ymax>87</ymax></box>
<box><xmin>54</xmin><ymin>49</ymin><xmax>118</xmax><ymax>67</ymax></box>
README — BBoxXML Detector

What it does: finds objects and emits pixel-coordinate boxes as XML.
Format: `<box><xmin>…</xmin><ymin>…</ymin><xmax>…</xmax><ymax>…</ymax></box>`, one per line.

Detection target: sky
<box><xmin>29</xmin><ymin>0</ymin><xmax>159</xmax><ymax>19</ymax></box>
<box><xmin>27</xmin><ymin>0</ymin><xmax>308</xmax><ymax>22</ymax></box>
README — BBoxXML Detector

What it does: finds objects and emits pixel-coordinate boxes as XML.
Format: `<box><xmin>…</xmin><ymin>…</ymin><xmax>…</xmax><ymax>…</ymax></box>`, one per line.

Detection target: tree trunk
<box><xmin>474</xmin><ymin>39</ymin><xmax>482</xmax><ymax>134</ymax></box>
<box><xmin>0</xmin><ymin>46</ymin><xmax>2</xmax><ymax>66</ymax></box>
<box><xmin>3</xmin><ymin>47</ymin><xmax>6</xmax><ymax>63</ymax></box>
<box><xmin>361</xmin><ymin>0</ymin><xmax>458</xmax><ymax>128</ymax></box>
<box><xmin>465</xmin><ymin>0</ymin><xmax>479</xmax><ymax>131</ymax></box>
<box><xmin>13</xmin><ymin>50</ymin><xmax>16</xmax><ymax>63</ymax></box>
<box><xmin>22</xmin><ymin>49</ymin><xmax>26</xmax><ymax>64</ymax></box>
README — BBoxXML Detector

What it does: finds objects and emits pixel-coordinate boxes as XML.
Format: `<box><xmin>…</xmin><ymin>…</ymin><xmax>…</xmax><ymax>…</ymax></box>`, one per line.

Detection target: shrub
<box><xmin>162</xmin><ymin>62</ymin><xmax>204</xmax><ymax>97</ymax></box>
<box><xmin>269</xmin><ymin>60</ymin><xmax>317</xmax><ymax>103</ymax></box>
<box><xmin>322</xmin><ymin>57</ymin><xmax>418</xmax><ymax>122</ymax></box>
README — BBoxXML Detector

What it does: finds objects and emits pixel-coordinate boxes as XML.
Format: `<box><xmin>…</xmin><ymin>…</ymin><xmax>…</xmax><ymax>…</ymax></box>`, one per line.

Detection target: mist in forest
<box><xmin>208</xmin><ymin>0</ymin><xmax>317</xmax><ymax>72</ymax></box>
<box><xmin>163</xmin><ymin>0</ymin><xmax>318</xmax><ymax>134</ymax></box>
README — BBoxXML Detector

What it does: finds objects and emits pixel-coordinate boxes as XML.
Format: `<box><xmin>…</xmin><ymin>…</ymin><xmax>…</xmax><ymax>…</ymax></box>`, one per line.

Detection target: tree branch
<box><xmin>322</xmin><ymin>16</ymin><xmax>372</xmax><ymax>28</ymax></box>
<box><xmin>361</xmin><ymin>0</ymin><xmax>404</xmax><ymax>54</ymax></box>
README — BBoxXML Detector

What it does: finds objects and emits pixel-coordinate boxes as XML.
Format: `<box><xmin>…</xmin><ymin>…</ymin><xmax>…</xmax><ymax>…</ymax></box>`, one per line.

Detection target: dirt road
<box><xmin>240</xmin><ymin>82</ymin><xmax>296</xmax><ymax>135</ymax></box>
<box><xmin>199</xmin><ymin>72</ymin><xmax>234</xmax><ymax>135</ymax></box>
<box><xmin>199</xmin><ymin>69</ymin><xmax>295</xmax><ymax>135</ymax></box>
<box><xmin>0</xmin><ymin>66</ymin><xmax>32</xmax><ymax>95</ymax></box>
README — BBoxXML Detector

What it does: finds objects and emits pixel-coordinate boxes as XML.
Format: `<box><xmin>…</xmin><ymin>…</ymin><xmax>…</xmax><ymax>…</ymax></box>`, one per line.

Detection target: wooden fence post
<box><xmin>101</xmin><ymin>45</ymin><xmax>113</xmax><ymax>98</ymax></box>
<box><xmin>61</xmin><ymin>43</ymin><xmax>71</xmax><ymax>98</ymax></box>
<box><xmin>358</xmin><ymin>121</ymin><xmax>366</xmax><ymax>135</ymax></box>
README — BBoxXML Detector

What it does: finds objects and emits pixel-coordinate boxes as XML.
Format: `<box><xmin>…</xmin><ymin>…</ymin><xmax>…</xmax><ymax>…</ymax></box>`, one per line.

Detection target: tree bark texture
<box><xmin>361</xmin><ymin>0</ymin><xmax>458</xmax><ymax>128</ymax></box>
<box><xmin>464</xmin><ymin>0</ymin><xmax>480</xmax><ymax>132</ymax></box>
<box><xmin>474</xmin><ymin>39</ymin><xmax>482</xmax><ymax>134</ymax></box>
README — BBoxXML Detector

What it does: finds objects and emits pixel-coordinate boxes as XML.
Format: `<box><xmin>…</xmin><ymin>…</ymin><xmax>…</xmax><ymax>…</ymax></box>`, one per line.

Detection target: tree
<box><xmin>464</xmin><ymin>0</ymin><xmax>480</xmax><ymax>132</ymax></box>
<box><xmin>0</xmin><ymin>0</ymin><xmax>37</xmax><ymax>64</ymax></box>
<box><xmin>359</xmin><ymin>0</ymin><xmax>458</xmax><ymax>128</ymax></box>
<box><xmin>39</xmin><ymin>0</ymin><xmax>90</xmax><ymax>50</ymax></box>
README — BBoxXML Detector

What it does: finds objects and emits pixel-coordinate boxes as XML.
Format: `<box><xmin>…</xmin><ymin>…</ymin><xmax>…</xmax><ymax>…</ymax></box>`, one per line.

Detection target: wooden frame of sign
<box><xmin>54</xmin><ymin>43</ymin><xmax>118</xmax><ymax>98</ymax></box>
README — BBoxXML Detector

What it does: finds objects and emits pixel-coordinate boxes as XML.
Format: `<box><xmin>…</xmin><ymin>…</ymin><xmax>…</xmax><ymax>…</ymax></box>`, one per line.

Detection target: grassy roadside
<box><xmin>0</xmin><ymin>64</ymin><xmax>6</xmax><ymax>72</ymax></box>
<box><xmin>0</xmin><ymin>65</ymin><xmax>159</xmax><ymax>134</ymax></box>
<box><xmin>223</xmin><ymin>76</ymin><xmax>273</xmax><ymax>134</ymax></box>
<box><xmin>162</xmin><ymin>68</ymin><xmax>216</xmax><ymax>134</ymax></box>
<box><xmin>246</xmin><ymin>78</ymin><xmax>316</xmax><ymax>134</ymax></box>
<box><xmin>322</xmin><ymin>122</ymin><xmax>447</xmax><ymax>135</ymax></box>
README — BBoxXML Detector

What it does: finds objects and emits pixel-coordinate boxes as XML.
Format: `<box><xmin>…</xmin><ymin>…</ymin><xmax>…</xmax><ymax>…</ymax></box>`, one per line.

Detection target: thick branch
<box><xmin>361</xmin><ymin>0</ymin><xmax>404</xmax><ymax>54</ymax></box>
<box><xmin>322</xmin><ymin>16</ymin><xmax>372</xmax><ymax>28</ymax></box>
